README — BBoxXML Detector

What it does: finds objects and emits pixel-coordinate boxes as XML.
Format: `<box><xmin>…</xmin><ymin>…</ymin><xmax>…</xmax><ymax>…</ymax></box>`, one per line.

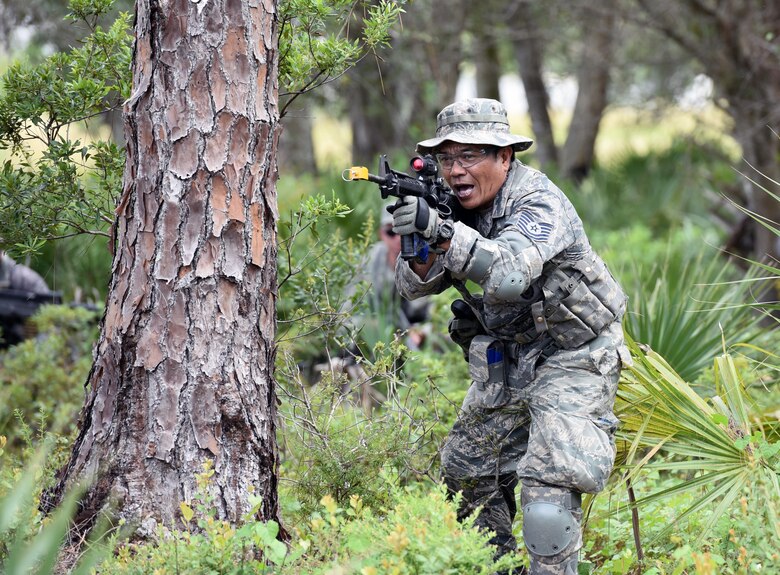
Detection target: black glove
<box><xmin>448</xmin><ymin>300</ymin><xmax>484</xmax><ymax>360</ymax></box>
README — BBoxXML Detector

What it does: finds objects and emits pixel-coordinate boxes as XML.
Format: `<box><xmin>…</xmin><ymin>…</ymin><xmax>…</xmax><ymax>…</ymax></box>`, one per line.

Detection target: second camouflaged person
<box><xmin>390</xmin><ymin>98</ymin><xmax>630</xmax><ymax>575</ymax></box>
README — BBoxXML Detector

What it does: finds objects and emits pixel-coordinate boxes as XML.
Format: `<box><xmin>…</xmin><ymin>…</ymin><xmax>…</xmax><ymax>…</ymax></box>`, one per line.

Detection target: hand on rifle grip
<box><xmin>391</xmin><ymin>196</ymin><xmax>438</xmax><ymax>241</ymax></box>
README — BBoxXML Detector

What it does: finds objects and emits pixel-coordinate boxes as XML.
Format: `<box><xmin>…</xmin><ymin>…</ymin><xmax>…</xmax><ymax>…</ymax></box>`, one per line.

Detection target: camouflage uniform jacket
<box><xmin>395</xmin><ymin>160</ymin><xmax>626</xmax><ymax>351</ymax></box>
<box><xmin>0</xmin><ymin>253</ymin><xmax>49</xmax><ymax>294</ymax></box>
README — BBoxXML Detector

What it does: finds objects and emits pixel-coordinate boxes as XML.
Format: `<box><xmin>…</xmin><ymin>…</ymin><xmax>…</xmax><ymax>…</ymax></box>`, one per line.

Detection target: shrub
<box><xmin>567</xmin><ymin>136</ymin><xmax>738</xmax><ymax>233</ymax></box>
<box><xmin>0</xmin><ymin>304</ymin><xmax>99</xmax><ymax>444</ymax></box>
<box><xmin>608</xmin><ymin>336</ymin><xmax>780</xmax><ymax>573</ymax></box>
<box><xmin>96</xmin><ymin>461</ymin><xmax>295</xmax><ymax>575</ymax></box>
<box><xmin>276</xmin><ymin>337</ymin><xmax>453</xmax><ymax>521</ymax></box>
<box><xmin>287</xmin><ymin>481</ymin><xmax>525</xmax><ymax>575</ymax></box>
<box><xmin>586</xmin><ymin>466</ymin><xmax>780</xmax><ymax>574</ymax></box>
<box><xmin>95</xmin><ymin>465</ymin><xmax>524</xmax><ymax>575</ymax></box>
<box><xmin>619</xmin><ymin>244</ymin><xmax>768</xmax><ymax>383</ymax></box>
<box><xmin>274</xmin><ymin>193</ymin><xmax>468</xmax><ymax>522</ymax></box>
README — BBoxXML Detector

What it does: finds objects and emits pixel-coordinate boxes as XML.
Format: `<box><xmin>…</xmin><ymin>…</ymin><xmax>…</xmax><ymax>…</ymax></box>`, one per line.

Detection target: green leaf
<box><xmin>253</xmin><ymin>520</ymin><xmax>280</xmax><ymax>543</ymax></box>
<box><xmin>759</xmin><ymin>442</ymin><xmax>780</xmax><ymax>459</ymax></box>
<box><xmin>266</xmin><ymin>538</ymin><xmax>288</xmax><ymax>565</ymax></box>
<box><xmin>180</xmin><ymin>502</ymin><xmax>194</xmax><ymax>523</ymax></box>
<box><xmin>710</xmin><ymin>413</ymin><xmax>729</xmax><ymax>426</ymax></box>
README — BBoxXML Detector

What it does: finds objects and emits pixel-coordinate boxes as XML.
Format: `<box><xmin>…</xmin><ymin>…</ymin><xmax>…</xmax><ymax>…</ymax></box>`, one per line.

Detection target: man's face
<box><xmin>436</xmin><ymin>144</ymin><xmax>512</xmax><ymax>210</ymax></box>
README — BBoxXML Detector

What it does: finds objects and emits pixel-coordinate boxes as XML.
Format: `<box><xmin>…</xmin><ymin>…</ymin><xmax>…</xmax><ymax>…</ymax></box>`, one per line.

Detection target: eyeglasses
<box><xmin>435</xmin><ymin>148</ymin><xmax>491</xmax><ymax>171</ymax></box>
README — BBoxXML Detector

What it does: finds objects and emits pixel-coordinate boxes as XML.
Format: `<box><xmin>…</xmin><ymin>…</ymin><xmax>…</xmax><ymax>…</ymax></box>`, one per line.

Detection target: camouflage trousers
<box><xmin>441</xmin><ymin>321</ymin><xmax>625</xmax><ymax>574</ymax></box>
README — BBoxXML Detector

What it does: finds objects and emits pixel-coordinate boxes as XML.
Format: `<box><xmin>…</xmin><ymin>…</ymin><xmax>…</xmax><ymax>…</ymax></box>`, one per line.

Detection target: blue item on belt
<box><xmin>487</xmin><ymin>347</ymin><xmax>504</xmax><ymax>364</ymax></box>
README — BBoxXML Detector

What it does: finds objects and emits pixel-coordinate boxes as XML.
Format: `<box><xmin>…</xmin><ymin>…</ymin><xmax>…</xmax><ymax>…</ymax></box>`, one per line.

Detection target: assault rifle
<box><xmin>0</xmin><ymin>288</ymin><xmax>63</xmax><ymax>348</ymax></box>
<box><xmin>0</xmin><ymin>288</ymin><xmax>62</xmax><ymax>317</ymax></box>
<box><xmin>344</xmin><ymin>154</ymin><xmax>465</xmax><ymax>263</ymax></box>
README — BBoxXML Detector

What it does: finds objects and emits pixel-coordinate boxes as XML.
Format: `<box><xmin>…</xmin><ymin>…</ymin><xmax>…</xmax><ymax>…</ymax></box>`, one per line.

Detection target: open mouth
<box><xmin>453</xmin><ymin>184</ymin><xmax>475</xmax><ymax>199</ymax></box>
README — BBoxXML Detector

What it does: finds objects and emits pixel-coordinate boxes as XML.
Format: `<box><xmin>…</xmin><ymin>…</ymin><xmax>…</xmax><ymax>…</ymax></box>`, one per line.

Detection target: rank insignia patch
<box><xmin>517</xmin><ymin>211</ymin><xmax>554</xmax><ymax>242</ymax></box>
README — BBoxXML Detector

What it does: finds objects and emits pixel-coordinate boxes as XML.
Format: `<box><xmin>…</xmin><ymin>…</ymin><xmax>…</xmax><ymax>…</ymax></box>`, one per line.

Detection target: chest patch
<box><xmin>517</xmin><ymin>211</ymin><xmax>554</xmax><ymax>242</ymax></box>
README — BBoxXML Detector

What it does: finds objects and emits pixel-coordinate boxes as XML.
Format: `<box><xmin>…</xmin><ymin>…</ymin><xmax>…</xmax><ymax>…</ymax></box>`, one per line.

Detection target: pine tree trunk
<box><xmin>47</xmin><ymin>0</ymin><xmax>283</xmax><ymax>537</ymax></box>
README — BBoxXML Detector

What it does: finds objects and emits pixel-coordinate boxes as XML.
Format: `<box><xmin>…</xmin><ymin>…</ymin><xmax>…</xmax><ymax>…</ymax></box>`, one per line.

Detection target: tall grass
<box><xmin>1</xmin><ymin>446</ymin><xmax>107</xmax><ymax>575</ymax></box>
<box><xmin>623</xmin><ymin>246</ymin><xmax>768</xmax><ymax>383</ymax></box>
<box><xmin>615</xmin><ymin>335</ymin><xmax>780</xmax><ymax>547</ymax></box>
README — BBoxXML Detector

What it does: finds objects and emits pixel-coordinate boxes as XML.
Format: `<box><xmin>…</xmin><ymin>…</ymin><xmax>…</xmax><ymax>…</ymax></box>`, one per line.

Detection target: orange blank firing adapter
<box><xmin>342</xmin><ymin>166</ymin><xmax>369</xmax><ymax>181</ymax></box>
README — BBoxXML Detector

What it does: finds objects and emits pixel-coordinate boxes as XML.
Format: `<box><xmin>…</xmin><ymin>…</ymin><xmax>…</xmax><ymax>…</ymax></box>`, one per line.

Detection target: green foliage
<box><xmin>275</xmin><ymin>192</ymin><xmax>364</xmax><ymax>363</ymax></box>
<box><xmin>586</xmin><ymin>467</ymin><xmax>780</xmax><ymax>574</ymax></box>
<box><xmin>95</xmin><ymin>469</ymin><xmax>522</xmax><ymax>574</ymax></box>
<box><xmin>0</xmin><ymin>0</ymin><xmax>405</xmax><ymax>256</ymax></box>
<box><xmin>0</xmin><ymin>445</ymin><xmax>106</xmax><ymax>575</ymax></box>
<box><xmin>582</xmin><ymin>334</ymin><xmax>779</xmax><ymax>573</ymax></box>
<box><xmin>97</xmin><ymin>461</ymin><xmax>299</xmax><ymax>574</ymax></box>
<box><xmin>35</xmin><ymin>233</ymin><xmax>113</xmax><ymax>302</ymax></box>
<box><xmin>278</xmin><ymin>0</ymin><xmax>404</xmax><ymax>112</ymax></box>
<box><xmin>67</xmin><ymin>0</ymin><xmax>117</xmax><ymax>20</ymax></box>
<box><xmin>619</xmin><ymin>242</ymin><xmax>768</xmax><ymax>383</ymax></box>
<box><xmin>290</xmin><ymin>482</ymin><xmax>525</xmax><ymax>574</ymax></box>
<box><xmin>593</xmin><ymin>221</ymin><xmax>720</xmax><ymax>287</ymax></box>
<box><xmin>276</xmin><ymin>322</ymin><xmax>454</xmax><ymax>519</ymax></box>
<box><xmin>613</xmin><ymin>335</ymin><xmax>780</xmax><ymax>562</ymax></box>
<box><xmin>274</xmin><ymin>194</ymin><xmax>464</xmax><ymax>522</ymax></box>
<box><xmin>275</xmin><ymin>135</ymin><xmax>402</xmax><ymax>239</ymax></box>
<box><xmin>594</xmin><ymin>220</ymin><xmax>772</xmax><ymax>384</ymax></box>
<box><xmin>0</xmin><ymin>304</ymin><xmax>100</xmax><ymax>443</ymax></box>
<box><xmin>567</xmin><ymin>136</ymin><xmax>738</xmax><ymax>233</ymax></box>
<box><xmin>0</xmin><ymin>0</ymin><xmax>131</xmax><ymax>253</ymax></box>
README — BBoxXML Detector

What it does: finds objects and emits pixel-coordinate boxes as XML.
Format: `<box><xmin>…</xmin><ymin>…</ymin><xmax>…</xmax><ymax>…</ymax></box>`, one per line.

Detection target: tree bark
<box><xmin>46</xmin><ymin>0</ymin><xmax>283</xmax><ymax>537</ymax></box>
<box><xmin>560</xmin><ymin>2</ymin><xmax>616</xmax><ymax>181</ymax></box>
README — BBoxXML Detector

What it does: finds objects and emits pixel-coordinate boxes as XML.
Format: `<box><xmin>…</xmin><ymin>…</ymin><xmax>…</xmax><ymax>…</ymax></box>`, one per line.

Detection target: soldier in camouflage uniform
<box><xmin>343</xmin><ymin>209</ymin><xmax>431</xmax><ymax>348</ymax></box>
<box><xmin>390</xmin><ymin>98</ymin><xmax>630</xmax><ymax>575</ymax></box>
<box><xmin>0</xmin><ymin>249</ymin><xmax>51</xmax><ymax>347</ymax></box>
<box><xmin>364</xmin><ymin>209</ymin><xmax>431</xmax><ymax>345</ymax></box>
<box><xmin>0</xmin><ymin>250</ymin><xmax>49</xmax><ymax>294</ymax></box>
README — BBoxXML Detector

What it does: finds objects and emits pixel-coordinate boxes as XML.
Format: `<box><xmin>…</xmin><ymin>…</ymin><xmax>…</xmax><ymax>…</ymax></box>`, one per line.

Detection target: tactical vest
<box><xmin>448</xmin><ymin>163</ymin><xmax>626</xmax><ymax>352</ymax></box>
<box><xmin>515</xmin><ymin>252</ymin><xmax>627</xmax><ymax>349</ymax></box>
<box><xmin>451</xmin><ymin>251</ymin><xmax>625</xmax><ymax>351</ymax></box>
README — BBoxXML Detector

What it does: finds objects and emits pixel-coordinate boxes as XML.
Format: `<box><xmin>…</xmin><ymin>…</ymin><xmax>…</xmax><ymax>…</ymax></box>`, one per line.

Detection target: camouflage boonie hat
<box><xmin>416</xmin><ymin>98</ymin><xmax>533</xmax><ymax>153</ymax></box>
